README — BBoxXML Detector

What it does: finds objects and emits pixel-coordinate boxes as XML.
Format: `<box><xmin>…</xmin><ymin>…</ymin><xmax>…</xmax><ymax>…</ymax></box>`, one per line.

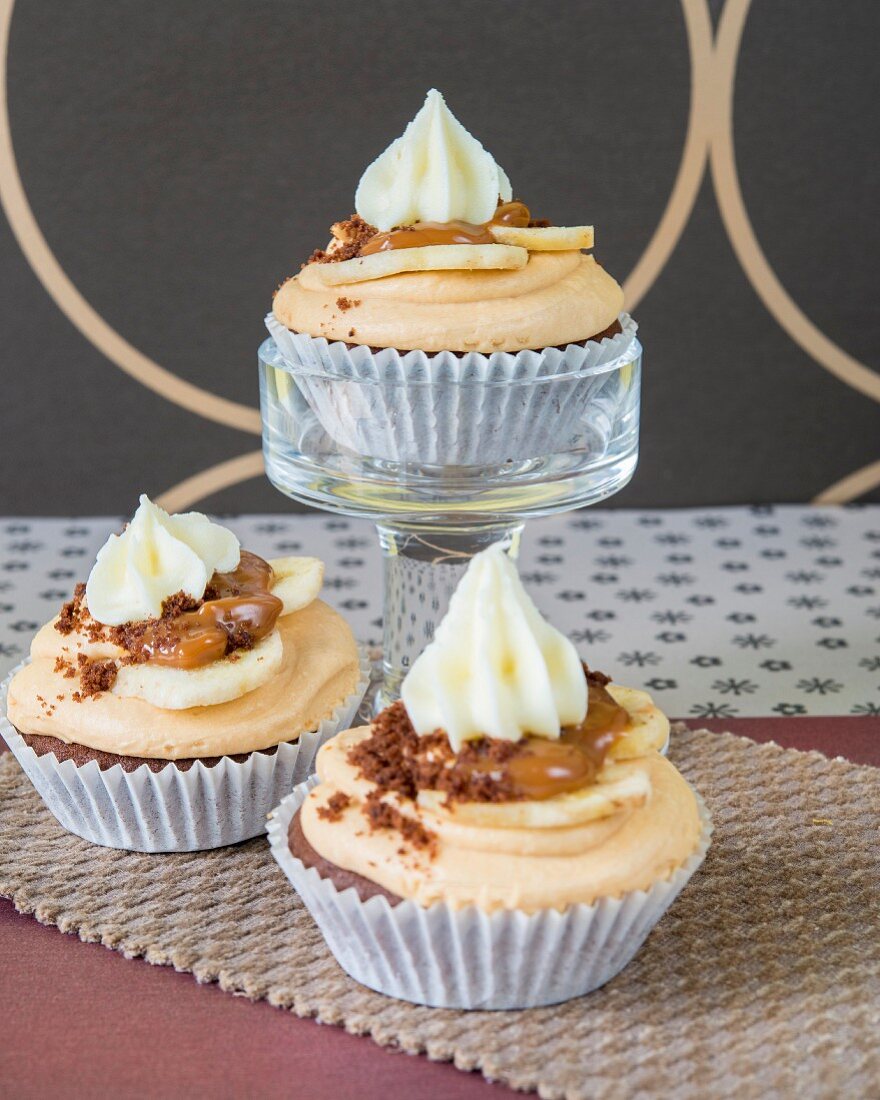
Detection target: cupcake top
<box><xmin>298</xmin><ymin>546</ymin><xmax>702</xmax><ymax>913</ymax></box>
<box><xmin>273</xmin><ymin>89</ymin><xmax>624</xmax><ymax>352</ymax></box>
<box><xmin>6</xmin><ymin>496</ymin><xmax>360</xmax><ymax>758</ymax></box>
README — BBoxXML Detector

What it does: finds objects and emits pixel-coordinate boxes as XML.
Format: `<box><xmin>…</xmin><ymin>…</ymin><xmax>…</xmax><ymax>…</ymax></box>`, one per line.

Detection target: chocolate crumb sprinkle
<box><xmin>316</xmin><ymin>791</ymin><xmax>351</xmax><ymax>823</ymax></box>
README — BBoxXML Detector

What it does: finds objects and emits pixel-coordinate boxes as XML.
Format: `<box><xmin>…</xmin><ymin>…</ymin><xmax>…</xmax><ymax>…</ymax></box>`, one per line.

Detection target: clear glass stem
<box><xmin>373</xmin><ymin>522</ymin><xmax>524</xmax><ymax>712</ymax></box>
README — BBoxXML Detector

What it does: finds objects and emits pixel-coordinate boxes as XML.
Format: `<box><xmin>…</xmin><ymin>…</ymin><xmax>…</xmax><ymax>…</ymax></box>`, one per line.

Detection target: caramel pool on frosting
<box><xmin>359</xmin><ymin>201</ymin><xmax>534</xmax><ymax>256</ymax></box>
<box><xmin>134</xmin><ymin>552</ymin><xmax>283</xmax><ymax>670</ymax></box>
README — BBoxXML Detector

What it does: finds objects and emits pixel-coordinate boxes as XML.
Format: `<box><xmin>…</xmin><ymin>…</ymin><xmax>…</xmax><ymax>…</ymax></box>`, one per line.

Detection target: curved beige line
<box><xmin>155</xmin><ymin>450</ymin><xmax>265</xmax><ymax>513</ymax></box>
<box><xmin>710</xmin><ymin>0</ymin><xmax>880</xmax><ymax>405</ymax></box>
<box><xmin>0</xmin><ymin>0</ymin><xmax>261</xmax><ymax>435</ymax></box>
<box><xmin>623</xmin><ymin>0</ymin><xmax>713</xmax><ymax>311</ymax></box>
<box><xmin>813</xmin><ymin>460</ymin><xmax>880</xmax><ymax>505</ymax></box>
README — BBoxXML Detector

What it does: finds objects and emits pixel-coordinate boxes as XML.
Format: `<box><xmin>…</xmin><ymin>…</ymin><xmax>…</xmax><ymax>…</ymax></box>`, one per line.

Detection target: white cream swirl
<box><xmin>401</xmin><ymin>545</ymin><xmax>587</xmax><ymax>750</ymax></box>
<box><xmin>355</xmin><ymin>89</ymin><xmax>512</xmax><ymax>232</ymax></box>
<box><xmin>85</xmin><ymin>495</ymin><xmax>240</xmax><ymax>626</ymax></box>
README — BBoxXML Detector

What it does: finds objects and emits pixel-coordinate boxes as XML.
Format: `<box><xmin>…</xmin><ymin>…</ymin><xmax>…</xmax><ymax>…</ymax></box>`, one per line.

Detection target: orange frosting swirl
<box><xmin>273</xmin><ymin>253</ymin><xmax>624</xmax><ymax>353</ymax></box>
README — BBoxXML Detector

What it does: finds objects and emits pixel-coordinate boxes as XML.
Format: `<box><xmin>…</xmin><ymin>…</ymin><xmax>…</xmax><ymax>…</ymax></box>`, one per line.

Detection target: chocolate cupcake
<box><xmin>265</xmin><ymin>89</ymin><xmax>640</xmax><ymax>466</ymax></box>
<box><xmin>269</xmin><ymin>545</ymin><xmax>710</xmax><ymax>1009</ymax></box>
<box><xmin>2</xmin><ymin>495</ymin><xmax>368</xmax><ymax>851</ymax></box>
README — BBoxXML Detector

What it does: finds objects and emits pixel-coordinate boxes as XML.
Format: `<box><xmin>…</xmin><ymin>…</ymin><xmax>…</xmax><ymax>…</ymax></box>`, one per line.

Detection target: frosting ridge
<box><xmin>275</xmin><ymin>252</ymin><xmax>624</xmax><ymax>352</ymax></box>
<box><xmin>355</xmin><ymin>89</ymin><xmax>512</xmax><ymax>232</ymax></box>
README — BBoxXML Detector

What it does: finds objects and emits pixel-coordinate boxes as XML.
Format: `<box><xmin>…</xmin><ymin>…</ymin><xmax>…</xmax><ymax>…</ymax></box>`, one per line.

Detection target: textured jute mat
<box><xmin>1</xmin><ymin>726</ymin><xmax>878</xmax><ymax>1099</ymax></box>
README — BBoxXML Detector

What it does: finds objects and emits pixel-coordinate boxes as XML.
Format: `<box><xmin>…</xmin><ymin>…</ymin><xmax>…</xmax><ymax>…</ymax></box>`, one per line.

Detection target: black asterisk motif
<box><xmin>570</xmin><ymin>628</ymin><xmax>611</xmax><ymax>646</ymax></box>
<box><xmin>618</xmin><ymin>650</ymin><xmax>661</xmax><ymax>668</ymax></box>
<box><xmin>616</xmin><ymin>589</ymin><xmax>656</xmax><ymax>603</ymax></box>
<box><xmin>690</xmin><ymin>701</ymin><xmax>738</xmax><ymax>718</ymax></box>
<box><xmin>788</xmin><ymin>596</ymin><xmax>827</xmax><ymax>610</ymax></box>
<box><xmin>858</xmin><ymin>656</ymin><xmax>880</xmax><ymax>673</ymax></box>
<box><xmin>851</xmin><ymin>702</ymin><xmax>880</xmax><ymax>716</ymax></box>
<box><xmin>711</xmin><ymin>678</ymin><xmax>758</xmax><ymax>696</ymax></box>
<box><xmin>796</xmin><ymin>677</ymin><xmax>843</xmax><ymax>695</ymax></box>
<box><xmin>733</xmin><ymin>633</ymin><xmax>775</xmax><ymax>650</ymax></box>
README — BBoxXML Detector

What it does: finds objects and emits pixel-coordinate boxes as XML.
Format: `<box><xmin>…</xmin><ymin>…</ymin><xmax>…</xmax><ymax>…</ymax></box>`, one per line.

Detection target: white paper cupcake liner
<box><xmin>0</xmin><ymin>651</ymin><xmax>370</xmax><ymax>853</ymax></box>
<box><xmin>268</xmin><ymin>775</ymin><xmax>712</xmax><ymax>1010</ymax></box>
<box><xmin>264</xmin><ymin>312</ymin><xmax>640</xmax><ymax>466</ymax></box>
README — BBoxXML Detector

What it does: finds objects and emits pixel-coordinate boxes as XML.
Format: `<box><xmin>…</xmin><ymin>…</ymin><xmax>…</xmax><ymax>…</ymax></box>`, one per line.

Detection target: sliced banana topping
<box><xmin>300</xmin><ymin>243</ymin><xmax>528</xmax><ymax>286</ymax></box>
<box><xmin>268</xmin><ymin>555</ymin><xmax>324</xmax><ymax>615</ymax></box>
<box><xmin>606</xmin><ymin>685</ymin><xmax>670</xmax><ymax>760</ymax></box>
<box><xmin>112</xmin><ymin>629</ymin><xmax>283</xmax><ymax>710</ymax></box>
<box><xmin>489</xmin><ymin>224</ymin><xmax>594</xmax><ymax>251</ymax></box>
<box><xmin>416</xmin><ymin>761</ymin><xmax>650</xmax><ymax>829</ymax></box>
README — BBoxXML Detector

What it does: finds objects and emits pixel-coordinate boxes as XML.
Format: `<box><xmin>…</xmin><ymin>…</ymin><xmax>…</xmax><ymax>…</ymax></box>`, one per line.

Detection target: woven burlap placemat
<box><xmin>1</xmin><ymin>726</ymin><xmax>878</xmax><ymax>1099</ymax></box>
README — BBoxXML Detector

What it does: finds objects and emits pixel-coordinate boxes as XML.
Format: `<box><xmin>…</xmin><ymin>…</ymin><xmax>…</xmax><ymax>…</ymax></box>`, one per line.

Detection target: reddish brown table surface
<box><xmin>1</xmin><ymin>717</ymin><xmax>877</xmax><ymax>1098</ymax></box>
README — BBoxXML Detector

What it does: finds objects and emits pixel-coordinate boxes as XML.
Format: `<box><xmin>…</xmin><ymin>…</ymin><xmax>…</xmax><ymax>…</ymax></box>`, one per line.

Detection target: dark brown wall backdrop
<box><xmin>0</xmin><ymin>0</ymin><xmax>877</xmax><ymax>514</ymax></box>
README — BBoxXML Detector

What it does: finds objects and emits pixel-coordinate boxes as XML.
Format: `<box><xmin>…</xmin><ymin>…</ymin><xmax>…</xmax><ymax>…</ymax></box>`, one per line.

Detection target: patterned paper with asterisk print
<box><xmin>0</xmin><ymin>506</ymin><xmax>877</xmax><ymax>718</ymax></box>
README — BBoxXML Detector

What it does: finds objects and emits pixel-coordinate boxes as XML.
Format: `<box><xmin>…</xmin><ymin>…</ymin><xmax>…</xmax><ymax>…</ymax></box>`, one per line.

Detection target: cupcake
<box><xmin>265</xmin><ymin>89</ymin><xmax>640</xmax><ymax>466</ymax></box>
<box><xmin>2</xmin><ymin>495</ymin><xmax>368</xmax><ymax>852</ymax></box>
<box><xmin>269</xmin><ymin>545</ymin><xmax>710</xmax><ymax>1009</ymax></box>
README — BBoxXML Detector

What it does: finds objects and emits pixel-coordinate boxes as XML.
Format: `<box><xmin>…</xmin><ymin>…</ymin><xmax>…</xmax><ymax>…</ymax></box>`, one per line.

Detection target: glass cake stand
<box><xmin>259</xmin><ymin>335</ymin><xmax>641</xmax><ymax>711</ymax></box>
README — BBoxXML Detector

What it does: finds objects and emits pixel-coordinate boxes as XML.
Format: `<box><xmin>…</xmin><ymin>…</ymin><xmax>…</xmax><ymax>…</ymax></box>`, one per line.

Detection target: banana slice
<box><xmin>269</xmin><ymin>556</ymin><xmax>324</xmax><ymax>615</ymax></box>
<box><xmin>606</xmin><ymin>685</ymin><xmax>670</xmax><ymax>759</ymax></box>
<box><xmin>417</xmin><ymin>764</ymin><xmax>650</xmax><ymax>829</ymax></box>
<box><xmin>300</xmin><ymin>243</ymin><xmax>528</xmax><ymax>286</ymax></box>
<box><xmin>489</xmin><ymin>224</ymin><xmax>594</xmax><ymax>251</ymax></box>
<box><xmin>112</xmin><ymin>629</ymin><xmax>283</xmax><ymax>710</ymax></box>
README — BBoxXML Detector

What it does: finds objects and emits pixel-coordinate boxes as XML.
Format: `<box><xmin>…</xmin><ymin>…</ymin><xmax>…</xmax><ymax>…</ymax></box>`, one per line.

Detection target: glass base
<box><xmin>258</xmin><ymin>334</ymin><xmax>643</xmax><ymax>710</ymax></box>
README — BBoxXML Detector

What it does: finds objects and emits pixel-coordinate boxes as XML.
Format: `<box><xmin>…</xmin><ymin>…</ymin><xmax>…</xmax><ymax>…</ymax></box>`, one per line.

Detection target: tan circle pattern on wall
<box><xmin>0</xmin><ymin>0</ymin><xmax>875</xmax><ymax>509</ymax></box>
<box><xmin>710</xmin><ymin>0</ymin><xmax>880</xmax><ymax>503</ymax></box>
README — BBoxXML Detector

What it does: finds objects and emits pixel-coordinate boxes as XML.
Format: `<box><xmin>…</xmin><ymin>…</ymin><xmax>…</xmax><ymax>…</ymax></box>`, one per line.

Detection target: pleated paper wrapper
<box><xmin>0</xmin><ymin>652</ymin><xmax>370</xmax><ymax>853</ymax></box>
<box><xmin>264</xmin><ymin>312</ymin><xmax>640</xmax><ymax>466</ymax></box>
<box><xmin>267</xmin><ymin>775</ymin><xmax>712</xmax><ymax>1010</ymax></box>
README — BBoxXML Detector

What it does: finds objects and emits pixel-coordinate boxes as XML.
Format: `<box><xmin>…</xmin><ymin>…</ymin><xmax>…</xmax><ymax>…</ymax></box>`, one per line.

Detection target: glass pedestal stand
<box><xmin>259</xmin><ymin>335</ymin><xmax>641</xmax><ymax>713</ymax></box>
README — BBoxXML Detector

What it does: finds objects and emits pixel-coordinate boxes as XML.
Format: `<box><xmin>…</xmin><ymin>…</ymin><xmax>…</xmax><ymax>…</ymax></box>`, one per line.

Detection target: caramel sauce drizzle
<box><xmin>359</xmin><ymin>200</ymin><xmax>533</xmax><ymax>256</ymax></box>
<box><xmin>469</xmin><ymin>680</ymin><xmax>630</xmax><ymax>800</ymax></box>
<box><xmin>137</xmin><ymin>551</ymin><xmax>283</xmax><ymax>670</ymax></box>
